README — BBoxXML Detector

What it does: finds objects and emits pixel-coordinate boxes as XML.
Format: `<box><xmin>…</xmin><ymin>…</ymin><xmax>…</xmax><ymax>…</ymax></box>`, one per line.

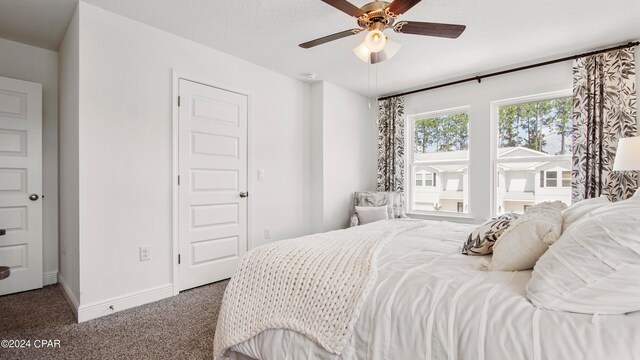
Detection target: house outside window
<box><xmin>562</xmin><ymin>171</ymin><xmax>571</xmax><ymax>187</ymax></box>
<box><xmin>494</xmin><ymin>92</ymin><xmax>572</xmax><ymax>215</ymax></box>
<box><xmin>545</xmin><ymin>171</ymin><xmax>558</xmax><ymax>187</ymax></box>
<box><xmin>408</xmin><ymin>107</ymin><xmax>469</xmax><ymax>214</ymax></box>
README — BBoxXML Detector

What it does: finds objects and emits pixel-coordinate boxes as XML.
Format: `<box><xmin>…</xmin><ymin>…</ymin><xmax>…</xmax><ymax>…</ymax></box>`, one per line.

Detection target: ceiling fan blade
<box><xmin>299</xmin><ymin>28</ymin><xmax>363</xmax><ymax>49</ymax></box>
<box><xmin>321</xmin><ymin>0</ymin><xmax>366</xmax><ymax>18</ymax></box>
<box><xmin>394</xmin><ymin>21</ymin><xmax>466</xmax><ymax>38</ymax></box>
<box><xmin>385</xmin><ymin>0</ymin><xmax>422</xmax><ymax>17</ymax></box>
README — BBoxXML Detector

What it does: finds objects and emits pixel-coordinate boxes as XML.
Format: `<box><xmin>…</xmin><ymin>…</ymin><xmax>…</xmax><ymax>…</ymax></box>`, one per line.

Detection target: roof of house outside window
<box><xmin>414</xmin><ymin>147</ymin><xmax>569</xmax><ymax>172</ymax></box>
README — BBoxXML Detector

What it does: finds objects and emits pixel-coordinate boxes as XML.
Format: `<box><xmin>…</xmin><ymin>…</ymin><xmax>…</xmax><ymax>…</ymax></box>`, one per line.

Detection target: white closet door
<box><xmin>178</xmin><ymin>79</ymin><xmax>248</xmax><ymax>291</ymax></box>
<box><xmin>0</xmin><ymin>76</ymin><xmax>43</xmax><ymax>295</ymax></box>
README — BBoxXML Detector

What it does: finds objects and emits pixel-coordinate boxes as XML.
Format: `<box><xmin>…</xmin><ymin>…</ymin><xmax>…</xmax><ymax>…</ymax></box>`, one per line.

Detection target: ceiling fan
<box><xmin>299</xmin><ymin>0</ymin><xmax>466</xmax><ymax>63</ymax></box>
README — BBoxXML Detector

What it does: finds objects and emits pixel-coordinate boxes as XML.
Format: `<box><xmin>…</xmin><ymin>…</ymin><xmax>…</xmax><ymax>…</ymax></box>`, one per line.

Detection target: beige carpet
<box><xmin>0</xmin><ymin>280</ymin><xmax>228</xmax><ymax>360</ymax></box>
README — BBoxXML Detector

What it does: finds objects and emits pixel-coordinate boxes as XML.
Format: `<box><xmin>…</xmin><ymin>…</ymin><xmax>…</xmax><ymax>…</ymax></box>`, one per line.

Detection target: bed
<box><xmin>218</xmin><ymin>219</ymin><xmax>640</xmax><ymax>360</ymax></box>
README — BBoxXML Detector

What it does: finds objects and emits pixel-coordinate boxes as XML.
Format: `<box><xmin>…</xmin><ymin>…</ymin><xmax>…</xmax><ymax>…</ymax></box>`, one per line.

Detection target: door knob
<box><xmin>29</xmin><ymin>194</ymin><xmax>39</xmax><ymax>201</ymax></box>
<box><xmin>239</xmin><ymin>192</ymin><xmax>248</xmax><ymax>198</ymax></box>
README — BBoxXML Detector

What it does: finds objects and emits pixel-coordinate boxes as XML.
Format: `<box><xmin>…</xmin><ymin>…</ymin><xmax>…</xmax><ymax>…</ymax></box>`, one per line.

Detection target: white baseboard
<box><xmin>57</xmin><ymin>274</ymin><xmax>79</xmax><ymax>319</ymax></box>
<box><xmin>43</xmin><ymin>271</ymin><xmax>58</xmax><ymax>286</ymax></box>
<box><xmin>77</xmin><ymin>284</ymin><xmax>174</xmax><ymax>323</ymax></box>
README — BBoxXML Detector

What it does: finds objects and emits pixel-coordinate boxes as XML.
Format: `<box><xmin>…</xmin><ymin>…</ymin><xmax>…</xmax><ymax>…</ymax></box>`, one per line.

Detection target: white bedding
<box><xmin>229</xmin><ymin>219</ymin><xmax>640</xmax><ymax>360</ymax></box>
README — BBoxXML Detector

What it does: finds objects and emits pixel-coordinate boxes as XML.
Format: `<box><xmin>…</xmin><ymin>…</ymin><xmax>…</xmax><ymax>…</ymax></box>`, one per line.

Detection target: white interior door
<box><xmin>178</xmin><ymin>79</ymin><xmax>248</xmax><ymax>291</ymax></box>
<box><xmin>0</xmin><ymin>76</ymin><xmax>43</xmax><ymax>296</ymax></box>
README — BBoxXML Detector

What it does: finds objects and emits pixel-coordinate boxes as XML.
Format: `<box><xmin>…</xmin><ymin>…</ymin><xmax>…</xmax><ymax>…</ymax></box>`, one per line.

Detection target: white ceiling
<box><xmin>2</xmin><ymin>0</ymin><xmax>639</xmax><ymax>96</ymax></box>
<box><xmin>0</xmin><ymin>0</ymin><xmax>77</xmax><ymax>50</ymax></box>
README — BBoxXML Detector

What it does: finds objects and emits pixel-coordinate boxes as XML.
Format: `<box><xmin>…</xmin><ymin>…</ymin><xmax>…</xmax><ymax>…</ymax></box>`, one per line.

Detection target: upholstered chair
<box><xmin>350</xmin><ymin>191</ymin><xmax>407</xmax><ymax>227</ymax></box>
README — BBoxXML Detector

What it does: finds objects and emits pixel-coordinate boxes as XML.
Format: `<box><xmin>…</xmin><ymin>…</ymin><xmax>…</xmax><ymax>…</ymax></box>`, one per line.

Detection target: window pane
<box><xmin>416</xmin><ymin>173</ymin><xmax>423</xmax><ymax>186</ymax></box>
<box><xmin>496</xmin><ymin>97</ymin><xmax>572</xmax><ymax>214</ymax></box>
<box><xmin>411</xmin><ymin>112</ymin><xmax>469</xmax><ymax>213</ymax></box>
<box><xmin>562</xmin><ymin>171</ymin><xmax>571</xmax><ymax>187</ymax></box>
<box><xmin>546</xmin><ymin>171</ymin><xmax>557</xmax><ymax>187</ymax></box>
<box><xmin>424</xmin><ymin>172</ymin><xmax>433</xmax><ymax>187</ymax></box>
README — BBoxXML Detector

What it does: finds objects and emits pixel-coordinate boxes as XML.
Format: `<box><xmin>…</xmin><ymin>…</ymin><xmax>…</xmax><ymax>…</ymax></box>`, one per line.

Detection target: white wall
<box><xmin>309</xmin><ymin>84</ymin><xmax>324</xmax><ymax>233</ymax></box>
<box><xmin>0</xmin><ymin>37</ymin><xmax>59</xmax><ymax>285</ymax></box>
<box><xmin>72</xmin><ymin>2</ymin><xmax>310</xmax><ymax>309</ymax></box>
<box><xmin>58</xmin><ymin>6</ymin><xmax>80</xmax><ymax>303</ymax></box>
<box><xmin>309</xmin><ymin>81</ymin><xmax>377</xmax><ymax>232</ymax></box>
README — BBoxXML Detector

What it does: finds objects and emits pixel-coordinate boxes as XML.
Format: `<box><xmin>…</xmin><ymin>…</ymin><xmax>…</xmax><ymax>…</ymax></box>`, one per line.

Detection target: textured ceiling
<box><xmin>0</xmin><ymin>0</ymin><xmax>77</xmax><ymax>50</ymax></box>
<box><xmin>2</xmin><ymin>0</ymin><xmax>640</xmax><ymax>96</ymax></box>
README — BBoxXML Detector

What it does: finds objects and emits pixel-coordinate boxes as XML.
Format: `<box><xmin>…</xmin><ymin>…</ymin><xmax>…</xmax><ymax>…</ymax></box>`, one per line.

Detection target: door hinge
<box><xmin>178</xmin><ymin>96</ymin><xmax>181</xmax><ymax>107</ymax></box>
<box><xmin>178</xmin><ymin>254</ymin><xmax>181</xmax><ymax>265</ymax></box>
<box><xmin>177</xmin><ymin>175</ymin><xmax>180</xmax><ymax>185</ymax></box>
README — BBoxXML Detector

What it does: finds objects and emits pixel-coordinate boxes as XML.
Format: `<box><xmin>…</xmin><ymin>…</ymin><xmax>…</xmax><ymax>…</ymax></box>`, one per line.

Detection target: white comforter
<box><xmin>230</xmin><ymin>219</ymin><xmax>640</xmax><ymax>360</ymax></box>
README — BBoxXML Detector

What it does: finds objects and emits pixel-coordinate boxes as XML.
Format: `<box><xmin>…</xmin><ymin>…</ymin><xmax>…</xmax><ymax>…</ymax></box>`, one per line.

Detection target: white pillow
<box><xmin>561</xmin><ymin>196</ymin><xmax>609</xmax><ymax>233</ymax></box>
<box><xmin>355</xmin><ymin>206</ymin><xmax>389</xmax><ymax>225</ymax></box>
<box><xmin>481</xmin><ymin>201</ymin><xmax>566</xmax><ymax>271</ymax></box>
<box><xmin>526</xmin><ymin>196</ymin><xmax>640</xmax><ymax>314</ymax></box>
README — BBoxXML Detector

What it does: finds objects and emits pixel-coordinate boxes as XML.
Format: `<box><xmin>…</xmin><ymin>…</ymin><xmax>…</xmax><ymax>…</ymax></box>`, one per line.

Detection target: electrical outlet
<box><xmin>140</xmin><ymin>246</ymin><xmax>151</xmax><ymax>261</ymax></box>
<box><xmin>264</xmin><ymin>227</ymin><xmax>271</xmax><ymax>240</ymax></box>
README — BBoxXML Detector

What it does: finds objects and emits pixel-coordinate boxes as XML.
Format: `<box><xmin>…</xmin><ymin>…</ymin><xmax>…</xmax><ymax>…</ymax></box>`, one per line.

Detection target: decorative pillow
<box><xmin>561</xmin><ymin>196</ymin><xmax>609</xmax><ymax>233</ymax></box>
<box><xmin>355</xmin><ymin>206</ymin><xmax>389</xmax><ymax>225</ymax></box>
<box><xmin>461</xmin><ymin>213</ymin><xmax>520</xmax><ymax>255</ymax></box>
<box><xmin>526</xmin><ymin>196</ymin><xmax>640</xmax><ymax>314</ymax></box>
<box><xmin>481</xmin><ymin>201</ymin><xmax>566</xmax><ymax>271</ymax></box>
<box><xmin>353</xmin><ymin>192</ymin><xmax>394</xmax><ymax>219</ymax></box>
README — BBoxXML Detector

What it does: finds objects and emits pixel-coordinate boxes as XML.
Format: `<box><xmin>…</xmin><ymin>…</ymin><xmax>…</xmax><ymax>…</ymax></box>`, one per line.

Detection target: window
<box><xmin>540</xmin><ymin>170</ymin><xmax>571</xmax><ymax>188</ymax></box>
<box><xmin>545</xmin><ymin>171</ymin><xmax>558</xmax><ymax>187</ymax></box>
<box><xmin>415</xmin><ymin>172</ymin><xmax>436</xmax><ymax>187</ymax></box>
<box><xmin>562</xmin><ymin>171</ymin><xmax>571</xmax><ymax>187</ymax></box>
<box><xmin>495</xmin><ymin>95</ymin><xmax>572</xmax><ymax>215</ymax></box>
<box><xmin>424</xmin><ymin>172</ymin><xmax>435</xmax><ymax>187</ymax></box>
<box><xmin>409</xmin><ymin>108</ymin><xmax>469</xmax><ymax>214</ymax></box>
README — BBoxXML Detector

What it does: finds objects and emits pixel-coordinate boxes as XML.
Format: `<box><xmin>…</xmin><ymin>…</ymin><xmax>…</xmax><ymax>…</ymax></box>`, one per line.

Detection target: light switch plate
<box><xmin>258</xmin><ymin>169</ymin><xmax>266</xmax><ymax>181</ymax></box>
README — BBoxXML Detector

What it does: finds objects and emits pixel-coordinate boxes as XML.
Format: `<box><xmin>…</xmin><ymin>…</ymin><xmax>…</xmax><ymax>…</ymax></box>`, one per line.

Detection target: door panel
<box><xmin>0</xmin><ymin>76</ymin><xmax>43</xmax><ymax>296</ymax></box>
<box><xmin>178</xmin><ymin>79</ymin><xmax>247</xmax><ymax>291</ymax></box>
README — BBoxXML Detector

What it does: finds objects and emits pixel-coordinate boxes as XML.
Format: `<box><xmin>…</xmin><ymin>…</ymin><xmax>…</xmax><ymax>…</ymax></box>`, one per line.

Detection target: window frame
<box><xmin>490</xmin><ymin>89</ymin><xmax>573</xmax><ymax>216</ymax></box>
<box><xmin>406</xmin><ymin>106</ymin><xmax>471</xmax><ymax>216</ymax></box>
<box><xmin>561</xmin><ymin>171</ymin><xmax>571</xmax><ymax>187</ymax></box>
<box><xmin>415</xmin><ymin>171</ymin><xmax>437</xmax><ymax>187</ymax></box>
<box><xmin>545</xmin><ymin>171</ymin><xmax>558</xmax><ymax>187</ymax></box>
<box><xmin>424</xmin><ymin>172</ymin><xmax>435</xmax><ymax>187</ymax></box>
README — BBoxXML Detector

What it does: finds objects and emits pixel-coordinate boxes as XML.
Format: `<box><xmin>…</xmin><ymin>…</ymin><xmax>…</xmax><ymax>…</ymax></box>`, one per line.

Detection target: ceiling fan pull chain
<box><xmin>368</xmin><ymin>61</ymin><xmax>372</xmax><ymax>109</ymax></box>
<box><xmin>375</xmin><ymin>63</ymin><xmax>378</xmax><ymax>100</ymax></box>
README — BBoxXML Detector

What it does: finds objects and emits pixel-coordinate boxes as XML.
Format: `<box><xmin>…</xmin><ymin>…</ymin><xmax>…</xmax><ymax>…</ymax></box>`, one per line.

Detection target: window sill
<box><xmin>406</xmin><ymin>212</ymin><xmax>481</xmax><ymax>224</ymax></box>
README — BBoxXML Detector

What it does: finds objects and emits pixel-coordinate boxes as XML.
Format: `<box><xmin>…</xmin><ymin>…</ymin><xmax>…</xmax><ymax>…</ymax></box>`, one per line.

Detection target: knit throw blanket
<box><xmin>213</xmin><ymin>219</ymin><xmax>423</xmax><ymax>359</ymax></box>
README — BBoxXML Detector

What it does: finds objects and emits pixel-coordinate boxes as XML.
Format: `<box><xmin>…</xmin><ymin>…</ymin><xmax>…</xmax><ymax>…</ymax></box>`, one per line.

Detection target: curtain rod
<box><xmin>378</xmin><ymin>41</ymin><xmax>640</xmax><ymax>101</ymax></box>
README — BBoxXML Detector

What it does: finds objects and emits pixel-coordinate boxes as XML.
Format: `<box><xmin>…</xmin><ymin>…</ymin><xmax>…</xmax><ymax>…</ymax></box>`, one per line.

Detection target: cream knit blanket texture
<box><xmin>213</xmin><ymin>219</ymin><xmax>423</xmax><ymax>359</ymax></box>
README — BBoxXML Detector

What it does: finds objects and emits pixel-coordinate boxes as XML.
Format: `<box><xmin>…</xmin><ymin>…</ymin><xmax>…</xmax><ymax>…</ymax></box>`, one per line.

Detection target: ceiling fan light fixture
<box><xmin>353</xmin><ymin>42</ymin><xmax>371</xmax><ymax>62</ymax></box>
<box><xmin>364</xmin><ymin>29</ymin><xmax>387</xmax><ymax>52</ymax></box>
<box><xmin>384</xmin><ymin>37</ymin><xmax>402</xmax><ymax>58</ymax></box>
<box><xmin>353</xmin><ymin>37</ymin><xmax>401</xmax><ymax>64</ymax></box>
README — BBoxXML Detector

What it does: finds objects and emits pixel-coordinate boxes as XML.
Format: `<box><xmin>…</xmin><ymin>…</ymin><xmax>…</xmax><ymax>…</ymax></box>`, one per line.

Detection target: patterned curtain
<box><xmin>572</xmin><ymin>46</ymin><xmax>637</xmax><ymax>202</ymax></box>
<box><xmin>377</xmin><ymin>97</ymin><xmax>405</xmax><ymax>192</ymax></box>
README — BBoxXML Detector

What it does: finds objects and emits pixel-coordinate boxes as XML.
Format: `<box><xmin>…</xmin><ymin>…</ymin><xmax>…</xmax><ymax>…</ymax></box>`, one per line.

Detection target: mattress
<box><xmin>229</xmin><ymin>219</ymin><xmax>640</xmax><ymax>360</ymax></box>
